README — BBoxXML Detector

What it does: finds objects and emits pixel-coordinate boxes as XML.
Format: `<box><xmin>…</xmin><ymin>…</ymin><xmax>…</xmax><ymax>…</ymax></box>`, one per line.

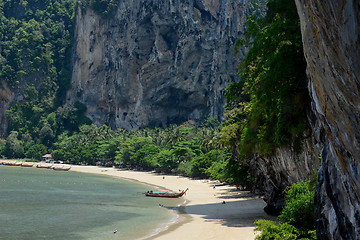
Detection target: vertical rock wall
<box><xmin>249</xmin><ymin>120</ymin><xmax>321</xmax><ymax>215</ymax></box>
<box><xmin>295</xmin><ymin>0</ymin><xmax>360</xmax><ymax>239</ymax></box>
<box><xmin>68</xmin><ymin>0</ymin><xmax>248</xmax><ymax>129</ymax></box>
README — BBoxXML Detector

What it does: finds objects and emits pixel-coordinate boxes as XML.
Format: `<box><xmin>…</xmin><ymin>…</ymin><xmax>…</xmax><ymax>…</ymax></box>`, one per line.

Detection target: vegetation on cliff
<box><xmin>0</xmin><ymin>0</ymin><xmax>93</xmax><ymax>142</ymax></box>
<box><xmin>222</xmin><ymin>0</ymin><xmax>309</xmax><ymax>158</ymax></box>
<box><xmin>222</xmin><ymin>0</ymin><xmax>317</xmax><ymax>237</ymax></box>
<box><xmin>79</xmin><ymin>0</ymin><xmax>120</xmax><ymax>18</ymax></box>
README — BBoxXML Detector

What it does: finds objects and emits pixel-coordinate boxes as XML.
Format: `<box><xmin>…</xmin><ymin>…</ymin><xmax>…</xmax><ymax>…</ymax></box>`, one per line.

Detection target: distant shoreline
<box><xmin>1</xmin><ymin>160</ymin><xmax>272</xmax><ymax>240</ymax></box>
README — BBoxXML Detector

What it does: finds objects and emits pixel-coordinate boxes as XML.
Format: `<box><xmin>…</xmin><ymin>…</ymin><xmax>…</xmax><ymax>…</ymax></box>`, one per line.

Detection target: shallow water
<box><xmin>0</xmin><ymin>166</ymin><xmax>182</xmax><ymax>240</ymax></box>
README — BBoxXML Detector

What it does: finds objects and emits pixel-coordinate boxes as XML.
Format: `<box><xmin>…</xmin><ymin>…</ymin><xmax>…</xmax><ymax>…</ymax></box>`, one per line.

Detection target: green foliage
<box><xmin>246</xmin><ymin>0</ymin><xmax>268</xmax><ymax>19</ymax></box>
<box><xmin>200</xmin><ymin>117</ymin><xmax>221</xmax><ymax>129</ymax></box>
<box><xmin>133</xmin><ymin>144</ymin><xmax>161</xmax><ymax>168</ymax></box>
<box><xmin>279</xmin><ymin>181</ymin><xmax>316</xmax><ymax>230</ymax></box>
<box><xmin>155</xmin><ymin>149</ymin><xmax>177</xmax><ymax>170</ymax></box>
<box><xmin>79</xmin><ymin>0</ymin><xmax>119</xmax><ymax>18</ymax></box>
<box><xmin>223</xmin><ymin>0</ymin><xmax>309</xmax><ymax>158</ymax></box>
<box><xmin>25</xmin><ymin>144</ymin><xmax>47</xmax><ymax>160</ymax></box>
<box><xmin>191</xmin><ymin>150</ymin><xmax>222</xmax><ymax>178</ymax></box>
<box><xmin>4</xmin><ymin>131</ymin><xmax>25</xmax><ymax>158</ymax></box>
<box><xmin>0</xmin><ymin>0</ymin><xmax>82</xmax><ymax>142</ymax></box>
<box><xmin>0</xmin><ymin>138</ymin><xmax>6</xmax><ymax>155</ymax></box>
<box><xmin>96</xmin><ymin>136</ymin><xmax>124</xmax><ymax>160</ymax></box>
<box><xmin>255</xmin><ymin>181</ymin><xmax>316</xmax><ymax>240</ymax></box>
<box><xmin>171</xmin><ymin>139</ymin><xmax>202</xmax><ymax>163</ymax></box>
<box><xmin>116</xmin><ymin>136</ymin><xmax>154</xmax><ymax>167</ymax></box>
<box><xmin>177</xmin><ymin>160</ymin><xmax>192</xmax><ymax>176</ymax></box>
<box><xmin>51</xmin><ymin>124</ymin><xmax>116</xmax><ymax>163</ymax></box>
<box><xmin>0</xmin><ymin>0</ymin><xmax>75</xmax><ymax>89</ymax></box>
<box><xmin>254</xmin><ymin>220</ymin><xmax>316</xmax><ymax>240</ymax></box>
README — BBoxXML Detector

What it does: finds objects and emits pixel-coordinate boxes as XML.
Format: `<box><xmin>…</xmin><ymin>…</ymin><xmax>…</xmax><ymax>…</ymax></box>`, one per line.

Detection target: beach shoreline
<box><xmin>1</xmin><ymin>160</ymin><xmax>273</xmax><ymax>239</ymax></box>
<box><xmin>68</xmin><ymin>165</ymin><xmax>272</xmax><ymax>240</ymax></box>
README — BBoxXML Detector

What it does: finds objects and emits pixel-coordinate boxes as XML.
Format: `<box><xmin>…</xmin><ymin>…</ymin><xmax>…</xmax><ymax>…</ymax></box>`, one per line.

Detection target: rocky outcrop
<box><xmin>249</xmin><ymin>119</ymin><xmax>321</xmax><ymax>215</ymax></box>
<box><xmin>68</xmin><ymin>0</ymin><xmax>248</xmax><ymax>129</ymax></box>
<box><xmin>295</xmin><ymin>0</ymin><xmax>360</xmax><ymax>239</ymax></box>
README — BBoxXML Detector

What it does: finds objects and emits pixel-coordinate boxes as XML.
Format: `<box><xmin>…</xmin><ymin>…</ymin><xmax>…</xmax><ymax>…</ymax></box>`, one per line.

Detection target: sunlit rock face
<box><xmin>295</xmin><ymin>0</ymin><xmax>360</xmax><ymax>239</ymax></box>
<box><xmin>68</xmin><ymin>0</ymin><xmax>248</xmax><ymax>129</ymax></box>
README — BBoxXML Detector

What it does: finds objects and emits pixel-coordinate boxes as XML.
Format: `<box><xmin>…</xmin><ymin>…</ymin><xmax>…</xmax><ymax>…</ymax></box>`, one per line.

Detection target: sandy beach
<box><xmin>68</xmin><ymin>165</ymin><xmax>272</xmax><ymax>240</ymax></box>
<box><xmin>0</xmin><ymin>160</ymin><xmax>272</xmax><ymax>239</ymax></box>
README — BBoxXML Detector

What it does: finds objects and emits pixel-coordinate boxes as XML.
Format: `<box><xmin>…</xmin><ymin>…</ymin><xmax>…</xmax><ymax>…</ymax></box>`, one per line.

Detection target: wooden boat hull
<box><xmin>145</xmin><ymin>193</ymin><xmax>184</xmax><ymax>198</ymax></box>
<box><xmin>21</xmin><ymin>163</ymin><xmax>34</xmax><ymax>167</ymax></box>
<box><xmin>52</xmin><ymin>166</ymin><xmax>71</xmax><ymax>171</ymax></box>
<box><xmin>36</xmin><ymin>165</ymin><xmax>52</xmax><ymax>168</ymax></box>
<box><xmin>145</xmin><ymin>188</ymin><xmax>188</xmax><ymax>198</ymax></box>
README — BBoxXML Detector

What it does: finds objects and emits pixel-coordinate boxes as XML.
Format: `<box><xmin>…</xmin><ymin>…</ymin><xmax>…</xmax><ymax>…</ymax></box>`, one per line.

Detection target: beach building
<box><xmin>42</xmin><ymin>154</ymin><xmax>52</xmax><ymax>162</ymax></box>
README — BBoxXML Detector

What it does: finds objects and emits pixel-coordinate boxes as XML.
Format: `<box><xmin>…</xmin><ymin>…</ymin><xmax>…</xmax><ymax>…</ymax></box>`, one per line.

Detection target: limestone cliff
<box><xmin>295</xmin><ymin>0</ymin><xmax>360</xmax><ymax>239</ymax></box>
<box><xmin>68</xmin><ymin>0</ymin><xmax>248</xmax><ymax>129</ymax></box>
<box><xmin>249</xmin><ymin>123</ymin><xmax>321</xmax><ymax>215</ymax></box>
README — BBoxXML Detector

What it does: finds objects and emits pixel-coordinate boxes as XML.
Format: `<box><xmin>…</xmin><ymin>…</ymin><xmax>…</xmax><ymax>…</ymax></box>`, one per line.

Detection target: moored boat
<box><xmin>52</xmin><ymin>166</ymin><xmax>71</xmax><ymax>171</ymax></box>
<box><xmin>36</xmin><ymin>164</ymin><xmax>53</xmax><ymax>169</ymax></box>
<box><xmin>145</xmin><ymin>188</ymin><xmax>188</xmax><ymax>198</ymax></box>
<box><xmin>7</xmin><ymin>161</ymin><xmax>23</xmax><ymax>166</ymax></box>
<box><xmin>21</xmin><ymin>162</ymin><xmax>34</xmax><ymax>167</ymax></box>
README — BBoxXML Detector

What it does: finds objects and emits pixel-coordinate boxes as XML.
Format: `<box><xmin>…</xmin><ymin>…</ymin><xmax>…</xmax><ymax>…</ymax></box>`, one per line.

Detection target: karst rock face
<box><xmin>295</xmin><ymin>0</ymin><xmax>360</xmax><ymax>239</ymax></box>
<box><xmin>249</xmin><ymin>126</ymin><xmax>321</xmax><ymax>215</ymax></box>
<box><xmin>68</xmin><ymin>0</ymin><xmax>248</xmax><ymax>129</ymax></box>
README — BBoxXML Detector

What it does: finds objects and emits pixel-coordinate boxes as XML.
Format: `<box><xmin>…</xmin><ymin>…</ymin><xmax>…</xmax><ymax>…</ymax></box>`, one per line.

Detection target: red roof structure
<box><xmin>42</xmin><ymin>154</ymin><xmax>52</xmax><ymax>158</ymax></box>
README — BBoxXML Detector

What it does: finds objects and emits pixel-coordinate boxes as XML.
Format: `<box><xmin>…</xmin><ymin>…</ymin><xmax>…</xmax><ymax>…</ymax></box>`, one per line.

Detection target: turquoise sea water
<box><xmin>0</xmin><ymin>166</ymin><xmax>182</xmax><ymax>240</ymax></box>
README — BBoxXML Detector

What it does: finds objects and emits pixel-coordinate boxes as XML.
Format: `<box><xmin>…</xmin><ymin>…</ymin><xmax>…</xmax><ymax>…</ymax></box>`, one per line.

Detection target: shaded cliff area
<box><xmin>221</xmin><ymin>0</ymin><xmax>321</xmax><ymax>216</ymax></box>
<box><xmin>68</xmin><ymin>0</ymin><xmax>248</xmax><ymax>129</ymax></box>
<box><xmin>249</xmin><ymin>131</ymin><xmax>321</xmax><ymax>215</ymax></box>
<box><xmin>295</xmin><ymin>0</ymin><xmax>360</xmax><ymax>239</ymax></box>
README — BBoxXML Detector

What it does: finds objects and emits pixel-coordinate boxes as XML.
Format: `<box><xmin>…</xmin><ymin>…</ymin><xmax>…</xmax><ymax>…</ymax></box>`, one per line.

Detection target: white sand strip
<box><xmin>68</xmin><ymin>165</ymin><xmax>272</xmax><ymax>240</ymax></box>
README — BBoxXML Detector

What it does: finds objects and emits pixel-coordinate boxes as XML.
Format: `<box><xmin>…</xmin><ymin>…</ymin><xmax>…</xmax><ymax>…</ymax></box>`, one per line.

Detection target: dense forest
<box><xmin>0</xmin><ymin>0</ymin><xmax>316</xmax><ymax>237</ymax></box>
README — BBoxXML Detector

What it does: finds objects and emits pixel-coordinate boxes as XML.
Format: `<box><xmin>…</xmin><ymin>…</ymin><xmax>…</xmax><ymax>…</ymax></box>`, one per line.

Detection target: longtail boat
<box><xmin>145</xmin><ymin>188</ymin><xmax>188</xmax><ymax>198</ymax></box>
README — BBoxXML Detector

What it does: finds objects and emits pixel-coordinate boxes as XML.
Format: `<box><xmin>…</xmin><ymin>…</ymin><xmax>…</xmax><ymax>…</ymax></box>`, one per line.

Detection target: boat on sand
<box><xmin>21</xmin><ymin>162</ymin><xmax>34</xmax><ymax>167</ymax></box>
<box><xmin>52</xmin><ymin>166</ymin><xmax>71</xmax><ymax>171</ymax></box>
<box><xmin>145</xmin><ymin>188</ymin><xmax>188</xmax><ymax>198</ymax></box>
<box><xmin>36</xmin><ymin>164</ymin><xmax>53</xmax><ymax>169</ymax></box>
